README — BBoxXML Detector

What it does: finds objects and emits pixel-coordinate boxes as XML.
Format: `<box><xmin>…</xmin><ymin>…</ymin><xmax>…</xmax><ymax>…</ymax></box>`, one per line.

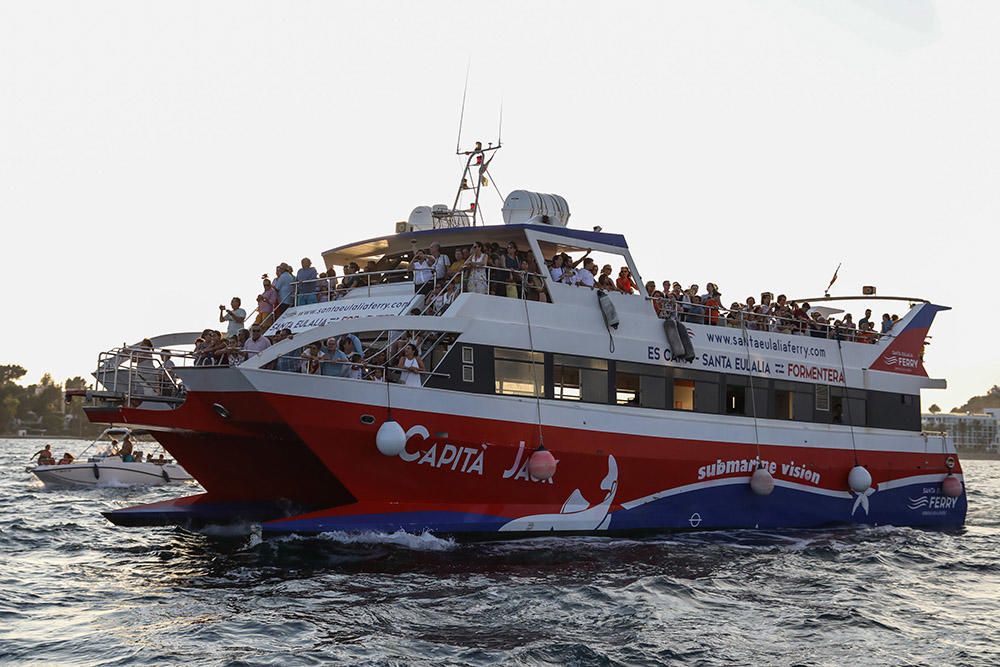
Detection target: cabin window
<box><xmin>774</xmin><ymin>389</ymin><xmax>793</xmax><ymax>420</ymax></box>
<box><xmin>831</xmin><ymin>387</ymin><xmax>867</xmax><ymax>427</ymax></box>
<box><xmin>674</xmin><ymin>380</ymin><xmax>695</xmax><ymax>411</ymax></box>
<box><xmin>616</xmin><ymin>371</ymin><xmax>639</xmax><ymax>406</ymax></box>
<box><xmin>726</xmin><ymin>384</ymin><xmax>746</xmax><ymax>415</ymax></box>
<box><xmin>815</xmin><ymin>384</ymin><xmax>831</xmax><ymax>412</ymax></box>
<box><xmin>616</xmin><ymin>362</ymin><xmax>668</xmax><ymax>409</ymax></box>
<box><xmin>494</xmin><ymin>349</ymin><xmax>542</xmax><ymax>397</ymax></box>
<box><xmin>553</xmin><ymin>354</ymin><xmax>608</xmax><ymax>403</ymax></box>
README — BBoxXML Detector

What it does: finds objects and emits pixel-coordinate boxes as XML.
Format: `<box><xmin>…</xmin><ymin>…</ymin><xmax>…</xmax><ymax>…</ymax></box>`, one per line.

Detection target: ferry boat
<box><xmin>73</xmin><ymin>140</ymin><xmax>966</xmax><ymax>537</ymax></box>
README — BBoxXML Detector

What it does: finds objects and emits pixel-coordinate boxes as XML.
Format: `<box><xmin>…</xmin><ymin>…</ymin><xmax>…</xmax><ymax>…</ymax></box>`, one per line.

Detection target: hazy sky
<box><xmin>1</xmin><ymin>1</ymin><xmax>997</xmax><ymax>410</ymax></box>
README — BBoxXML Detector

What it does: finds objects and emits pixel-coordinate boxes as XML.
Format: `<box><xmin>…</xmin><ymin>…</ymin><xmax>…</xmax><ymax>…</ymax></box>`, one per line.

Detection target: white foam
<box><xmin>295</xmin><ymin>529</ymin><xmax>459</xmax><ymax>551</ymax></box>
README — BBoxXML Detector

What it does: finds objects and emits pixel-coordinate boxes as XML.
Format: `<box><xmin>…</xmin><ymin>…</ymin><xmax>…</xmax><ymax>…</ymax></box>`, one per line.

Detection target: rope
<box><xmin>521</xmin><ymin>280</ymin><xmax>545</xmax><ymax>449</ymax></box>
<box><xmin>738</xmin><ymin>312</ymin><xmax>763</xmax><ymax>465</ymax></box>
<box><xmin>834</xmin><ymin>329</ymin><xmax>860</xmax><ymax>466</ymax></box>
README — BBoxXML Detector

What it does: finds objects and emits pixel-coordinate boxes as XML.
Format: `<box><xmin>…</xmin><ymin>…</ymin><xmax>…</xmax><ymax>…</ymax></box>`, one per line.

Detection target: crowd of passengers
<box><xmin>187</xmin><ymin>243</ymin><xmax>901</xmax><ymax>372</ymax></box>
<box><xmin>246</xmin><ymin>245</ymin><xmax>549</xmax><ymax>329</ymax></box>
<box><xmin>188</xmin><ymin>322</ymin><xmax>431</xmax><ymax>386</ymax></box>
<box><xmin>629</xmin><ymin>281</ymin><xmax>899</xmax><ymax>343</ymax></box>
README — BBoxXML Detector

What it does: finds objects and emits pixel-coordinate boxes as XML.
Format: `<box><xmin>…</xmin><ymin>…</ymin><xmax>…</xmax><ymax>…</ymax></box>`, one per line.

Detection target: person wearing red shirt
<box><xmin>616</xmin><ymin>267</ymin><xmax>638</xmax><ymax>294</ymax></box>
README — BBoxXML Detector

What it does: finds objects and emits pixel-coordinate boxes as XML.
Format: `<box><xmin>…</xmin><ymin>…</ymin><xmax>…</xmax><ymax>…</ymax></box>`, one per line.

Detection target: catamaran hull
<box><xmin>92</xmin><ymin>385</ymin><xmax>967</xmax><ymax>536</ymax></box>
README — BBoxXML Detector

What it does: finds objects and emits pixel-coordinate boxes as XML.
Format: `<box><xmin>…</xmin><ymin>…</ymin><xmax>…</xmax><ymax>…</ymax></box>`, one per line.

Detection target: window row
<box><xmin>485</xmin><ymin>347</ymin><xmax>920</xmax><ymax>431</ymax></box>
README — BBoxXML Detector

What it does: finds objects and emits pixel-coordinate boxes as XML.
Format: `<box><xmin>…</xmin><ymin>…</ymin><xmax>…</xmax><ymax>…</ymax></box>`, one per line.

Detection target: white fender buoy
<box><xmin>942</xmin><ymin>475</ymin><xmax>963</xmax><ymax>498</ymax></box>
<box><xmin>848</xmin><ymin>465</ymin><xmax>872</xmax><ymax>494</ymax></box>
<box><xmin>375</xmin><ymin>420</ymin><xmax>407</xmax><ymax>457</ymax></box>
<box><xmin>527</xmin><ymin>447</ymin><xmax>557</xmax><ymax>481</ymax></box>
<box><xmin>750</xmin><ymin>468</ymin><xmax>774</xmax><ymax>496</ymax></box>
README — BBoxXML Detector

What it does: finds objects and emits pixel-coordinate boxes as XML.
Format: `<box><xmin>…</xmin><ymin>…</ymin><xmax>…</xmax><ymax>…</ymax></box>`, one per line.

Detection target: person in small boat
<box><xmin>57</xmin><ymin>452</ymin><xmax>75</xmax><ymax>465</ymax></box>
<box><xmin>120</xmin><ymin>435</ymin><xmax>135</xmax><ymax>462</ymax></box>
<box><xmin>30</xmin><ymin>444</ymin><xmax>55</xmax><ymax>465</ymax></box>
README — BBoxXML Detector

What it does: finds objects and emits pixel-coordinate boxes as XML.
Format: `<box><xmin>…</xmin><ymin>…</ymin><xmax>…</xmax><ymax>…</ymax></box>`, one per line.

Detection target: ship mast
<box><xmin>450</xmin><ymin>79</ymin><xmax>502</xmax><ymax>226</ymax></box>
<box><xmin>450</xmin><ymin>139</ymin><xmax>501</xmax><ymax>226</ymax></box>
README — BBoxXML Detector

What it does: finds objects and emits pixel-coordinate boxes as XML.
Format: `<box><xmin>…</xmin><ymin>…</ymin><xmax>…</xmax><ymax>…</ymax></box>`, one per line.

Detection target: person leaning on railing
<box><xmin>256</xmin><ymin>277</ymin><xmax>279</xmax><ymax>327</ymax></box>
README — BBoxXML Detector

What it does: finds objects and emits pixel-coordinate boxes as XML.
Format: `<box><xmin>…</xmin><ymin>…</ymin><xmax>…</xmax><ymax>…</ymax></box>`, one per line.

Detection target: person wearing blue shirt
<box><xmin>296</xmin><ymin>258</ymin><xmax>319</xmax><ymax>305</ymax></box>
<box><xmin>272</xmin><ymin>264</ymin><xmax>295</xmax><ymax>316</ymax></box>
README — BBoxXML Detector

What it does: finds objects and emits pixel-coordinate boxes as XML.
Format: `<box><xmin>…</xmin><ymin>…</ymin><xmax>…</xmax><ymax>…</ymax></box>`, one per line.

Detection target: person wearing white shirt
<box><xmin>219</xmin><ymin>297</ymin><xmax>246</xmax><ymax>337</ymax></box>
<box><xmin>549</xmin><ymin>254</ymin><xmax>564</xmax><ymax>283</ymax></box>
<box><xmin>412</xmin><ymin>249</ymin><xmax>435</xmax><ymax>295</ymax></box>
<box><xmin>430</xmin><ymin>242</ymin><xmax>450</xmax><ymax>284</ymax></box>
<box><xmin>576</xmin><ymin>258</ymin><xmax>597</xmax><ymax>288</ymax></box>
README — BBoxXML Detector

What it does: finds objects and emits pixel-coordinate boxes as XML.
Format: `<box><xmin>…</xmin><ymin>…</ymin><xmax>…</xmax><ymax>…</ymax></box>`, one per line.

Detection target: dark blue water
<box><xmin>2</xmin><ymin>438</ymin><xmax>998</xmax><ymax>666</ymax></box>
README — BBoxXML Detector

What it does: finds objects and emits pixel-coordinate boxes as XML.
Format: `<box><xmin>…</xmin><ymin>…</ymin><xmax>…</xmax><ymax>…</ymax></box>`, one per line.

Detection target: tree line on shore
<box><xmin>0</xmin><ymin>365</ymin><xmax>104</xmax><ymax>438</ymax></box>
<box><xmin>927</xmin><ymin>385</ymin><xmax>1000</xmax><ymax>415</ymax></box>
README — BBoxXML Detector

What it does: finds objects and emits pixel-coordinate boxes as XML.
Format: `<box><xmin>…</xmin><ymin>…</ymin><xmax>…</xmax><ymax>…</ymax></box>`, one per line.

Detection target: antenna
<box><xmin>455</xmin><ymin>62</ymin><xmax>470</xmax><ymax>154</ymax></box>
<box><xmin>497</xmin><ymin>99</ymin><xmax>503</xmax><ymax>147</ymax></box>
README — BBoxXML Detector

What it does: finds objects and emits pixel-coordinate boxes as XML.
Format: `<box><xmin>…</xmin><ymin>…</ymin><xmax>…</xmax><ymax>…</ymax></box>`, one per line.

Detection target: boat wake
<box><xmin>263</xmin><ymin>529</ymin><xmax>458</xmax><ymax>551</ymax></box>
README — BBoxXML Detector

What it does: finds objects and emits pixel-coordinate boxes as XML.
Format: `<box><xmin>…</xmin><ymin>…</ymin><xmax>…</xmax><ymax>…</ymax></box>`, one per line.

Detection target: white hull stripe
<box><xmin>222</xmin><ymin>368</ymin><xmax>953</xmax><ymax>456</ymax></box>
<box><xmin>619</xmin><ymin>472</ymin><xmax>962</xmax><ymax>510</ymax></box>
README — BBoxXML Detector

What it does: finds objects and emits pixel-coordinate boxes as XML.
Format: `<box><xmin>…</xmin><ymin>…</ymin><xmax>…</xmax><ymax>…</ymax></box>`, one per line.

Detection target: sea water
<box><xmin>1</xmin><ymin>438</ymin><xmax>998</xmax><ymax>665</ymax></box>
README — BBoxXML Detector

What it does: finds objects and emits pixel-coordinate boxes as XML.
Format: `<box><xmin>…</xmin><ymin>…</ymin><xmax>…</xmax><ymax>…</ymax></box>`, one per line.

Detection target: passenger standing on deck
<box><xmin>858</xmin><ymin>309</ymin><xmax>873</xmax><ymax>331</ymax></box>
<box><xmin>576</xmin><ymin>258</ymin><xmax>597</xmax><ymax>289</ymax></box>
<box><xmin>616</xmin><ymin>267</ymin><xmax>638</xmax><ymax>294</ymax></box>
<box><xmin>300</xmin><ymin>343</ymin><xmax>326</xmax><ymax>375</ymax></box>
<box><xmin>256</xmin><ymin>278</ymin><xmax>279</xmax><ymax>326</ymax></box>
<box><xmin>219</xmin><ymin>298</ymin><xmax>246</xmax><ymax>337</ymax></box>
<box><xmin>398</xmin><ymin>343</ymin><xmax>425</xmax><ymax>387</ymax></box>
<box><xmin>549</xmin><ymin>255</ymin><xmax>565</xmax><ymax>283</ymax></box>
<box><xmin>272</xmin><ymin>264</ymin><xmax>295</xmax><ymax>318</ymax></box>
<box><xmin>296</xmin><ymin>258</ymin><xmax>319</xmax><ymax>305</ymax></box>
<box><xmin>243</xmin><ymin>325</ymin><xmax>272</xmax><ymax>356</ymax></box>
<box><xmin>465</xmin><ymin>242</ymin><xmax>489</xmax><ymax>294</ymax></box>
<box><xmin>430</xmin><ymin>242</ymin><xmax>450</xmax><ymax>287</ymax></box>
<box><xmin>412</xmin><ymin>249</ymin><xmax>435</xmax><ymax>295</ymax></box>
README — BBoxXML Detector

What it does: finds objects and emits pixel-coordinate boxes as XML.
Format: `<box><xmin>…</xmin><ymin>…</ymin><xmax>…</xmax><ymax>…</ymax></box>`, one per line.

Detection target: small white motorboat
<box><xmin>28</xmin><ymin>427</ymin><xmax>193</xmax><ymax>488</ymax></box>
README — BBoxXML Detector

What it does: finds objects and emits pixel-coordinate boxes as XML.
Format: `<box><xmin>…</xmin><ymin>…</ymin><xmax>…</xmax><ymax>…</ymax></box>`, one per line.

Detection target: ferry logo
<box><xmin>884</xmin><ymin>356</ymin><xmax>899</xmax><ymax>366</ymax></box>
<box><xmin>688</xmin><ymin>513</ymin><xmax>702</xmax><ymax>528</ymax></box>
<box><xmin>851</xmin><ymin>486</ymin><xmax>876</xmax><ymax>516</ymax></box>
<box><xmin>907</xmin><ymin>495</ymin><xmax>958</xmax><ymax>511</ymax></box>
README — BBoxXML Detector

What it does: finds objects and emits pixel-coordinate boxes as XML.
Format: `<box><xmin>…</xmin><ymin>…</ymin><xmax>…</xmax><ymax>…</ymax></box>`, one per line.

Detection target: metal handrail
<box><xmin>639</xmin><ymin>296</ymin><xmax>895</xmax><ymax>344</ymax></box>
<box><xmin>292</xmin><ymin>268</ymin><xmax>414</xmax><ymax>302</ymax></box>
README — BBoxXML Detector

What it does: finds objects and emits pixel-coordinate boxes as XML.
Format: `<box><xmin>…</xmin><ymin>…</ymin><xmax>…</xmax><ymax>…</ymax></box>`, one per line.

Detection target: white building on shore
<box><xmin>922</xmin><ymin>408</ymin><xmax>1000</xmax><ymax>453</ymax></box>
